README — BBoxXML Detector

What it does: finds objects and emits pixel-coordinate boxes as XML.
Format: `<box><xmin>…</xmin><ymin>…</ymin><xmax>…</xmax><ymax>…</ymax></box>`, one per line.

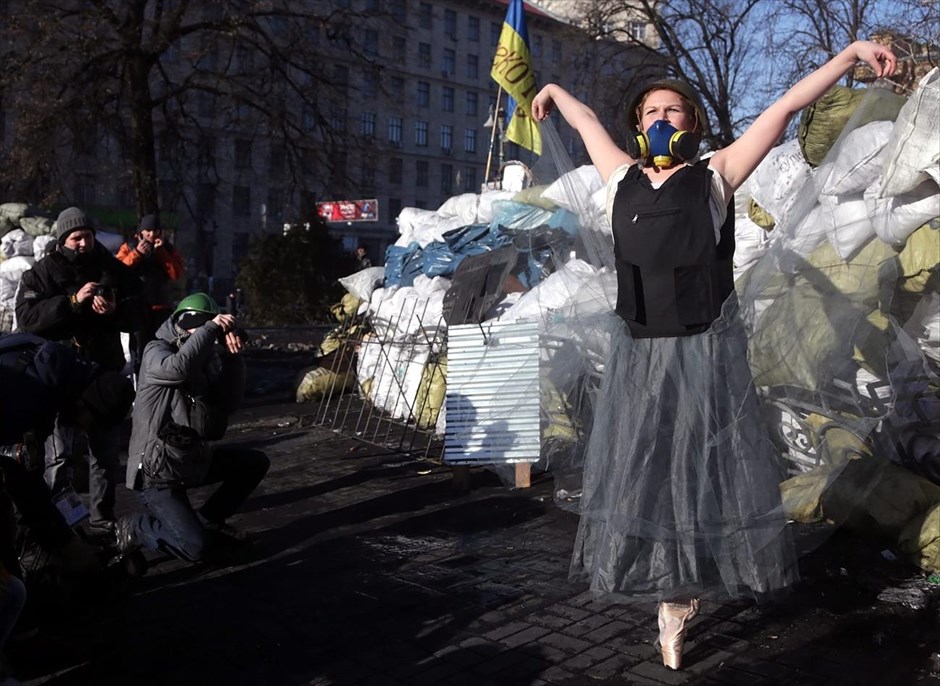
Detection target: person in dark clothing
<box><xmin>117</xmin><ymin>213</ymin><xmax>185</xmax><ymax>371</ymax></box>
<box><xmin>15</xmin><ymin>207</ymin><xmax>143</xmax><ymax>536</ymax></box>
<box><xmin>355</xmin><ymin>245</ymin><xmax>372</xmax><ymax>269</ymax></box>
<box><xmin>0</xmin><ymin>333</ymin><xmax>135</xmax><ymax>659</ymax></box>
<box><xmin>118</xmin><ymin>293</ymin><xmax>268</xmax><ymax>564</ymax></box>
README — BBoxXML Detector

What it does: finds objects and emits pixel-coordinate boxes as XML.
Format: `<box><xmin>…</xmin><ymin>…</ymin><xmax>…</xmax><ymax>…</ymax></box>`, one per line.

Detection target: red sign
<box><xmin>316</xmin><ymin>199</ymin><xmax>378</xmax><ymax>223</ymax></box>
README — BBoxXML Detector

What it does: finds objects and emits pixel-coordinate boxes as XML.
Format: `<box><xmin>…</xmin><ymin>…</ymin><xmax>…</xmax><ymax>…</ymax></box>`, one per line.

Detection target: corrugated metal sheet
<box><xmin>444</xmin><ymin>320</ymin><xmax>541</xmax><ymax>465</ymax></box>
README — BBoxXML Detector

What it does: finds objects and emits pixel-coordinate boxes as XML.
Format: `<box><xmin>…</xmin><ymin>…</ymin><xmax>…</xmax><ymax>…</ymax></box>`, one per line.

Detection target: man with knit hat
<box><xmin>14</xmin><ymin>206</ymin><xmax>143</xmax><ymax>536</ymax></box>
<box><xmin>117</xmin><ymin>212</ymin><xmax>185</xmax><ymax>371</ymax></box>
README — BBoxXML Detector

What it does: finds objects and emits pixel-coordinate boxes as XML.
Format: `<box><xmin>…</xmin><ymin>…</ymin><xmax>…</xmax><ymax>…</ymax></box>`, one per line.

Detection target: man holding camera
<box><xmin>118</xmin><ymin>293</ymin><xmax>268</xmax><ymax>564</ymax></box>
<box><xmin>15</xmin><ymin>207</ymin><xmax>143</xmax><ymax>536</ymax></box>
<box><xmin>117</xmin><ymin>213</ymin><xmax>185</xmax><ymax>371</ymax></box>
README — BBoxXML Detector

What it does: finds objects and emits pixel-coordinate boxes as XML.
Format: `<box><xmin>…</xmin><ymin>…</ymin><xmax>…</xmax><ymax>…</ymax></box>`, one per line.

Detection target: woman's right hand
<box><xmin>531</xmin><ymin>85</ymin><xmax>556</xmax><ymax>121</ymax></box>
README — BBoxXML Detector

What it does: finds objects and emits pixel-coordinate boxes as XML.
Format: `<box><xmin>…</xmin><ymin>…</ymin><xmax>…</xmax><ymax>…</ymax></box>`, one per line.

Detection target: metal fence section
<box><xmin>311</xmin><ymin>300</ymin><xmax>446</xmax><ymax>462</ymax></box>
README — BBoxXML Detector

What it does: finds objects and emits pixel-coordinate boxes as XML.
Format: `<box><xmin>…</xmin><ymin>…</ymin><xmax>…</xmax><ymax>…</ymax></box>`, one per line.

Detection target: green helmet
<box><xmin>172</xmin><ymin>292</ymin><xmax>220</xmax><ymax>321</ymax></box>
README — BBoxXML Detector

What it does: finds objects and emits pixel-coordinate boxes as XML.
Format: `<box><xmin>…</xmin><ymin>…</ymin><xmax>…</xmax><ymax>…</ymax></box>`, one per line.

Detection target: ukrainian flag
<box><xmin>490</xmin><ymin>0</ymin><xmax>541</xmax><ymax>155</ymax></box>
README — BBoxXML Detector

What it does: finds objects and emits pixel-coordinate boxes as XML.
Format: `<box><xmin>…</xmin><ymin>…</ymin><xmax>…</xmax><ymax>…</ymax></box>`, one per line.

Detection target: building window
<box><xmin>361</xmin><ymin>111</ymin><xmax>376</xmax><ymax>136</ymax></box>
<box><xmin>363</xmin><ymin>71</ymin><xmax>378</xmax><ymax>98</ymax></box>
<box><xmin>390</xmin><ymin>0</ymin><xmax>405</xmax><ymax>23</ymax></box>
<box><xmin>418</xmin><ymin>42</ymin><xmax>431</xmax><ymax>68</ymax></box>
<box><xmin>442</xmin><ymin>87</ymin><xmax>454</xmax><ymax>113</ymax></box>
<box><xmin>444</xmin><ymin>9</ymin><xmax>456</xmax><ymax>38</ymax></box>
<box><xmin>390</xmin><ymin>76</ymin><xmax>404</xmax><ymax>95</ymax></box>
<box><xmin>363</xmin><ymin>29</ymin><xmax>378</xmax><ymax>56</ymax></box>
<box><xmin>389</xmin><ymin>157</ymin><xmax>403</xmax><ymax>184</ymax></box>
<box><xmin>269</xmin><ymin>144</ymin><xmax>286</xmax><ymax>177</ymax></box>
<box><xmin>440</xmin><ymin>124</ymin><xmax>453</xmax><ymax>150</ymax></box>
<box><xmin>552</xmin><ymin>40</ymin><xmax>562</xmax><ymax>65</ymax></box>
<box><xmin>466</xmin><ymin>91</ymin><xmax>478</xmax><ymax>117</ymax></box>
<box><xmin>419</xmin><ymin>3</ymin><xmax>432</xmax><ymax>29</ymax></box>
<box><xmin>629</xmin><ymin>21</ymin><xmax>646</xmax><ymax>41</ymax></box>
<box><xmin>417</xmin><ymin>81</ymin><xmax>430</xmax><ymax>107</ymax></box>
<box><xmin>490</xmin><ymin>22</ymin><xmax>501</xmax><ymax>47</ymax></box>
<box><xmin>330</xmin><ymin>103</ymin><xmax>346</xmax><ymax>133</ymax></box>
<box><xmin>464</xmin><ymin>128</ymin><xmax>477</xmax><ymax>153</ymax></box>
<box><xmin>265</xmin><ymin>187</ymin><xmax>283</xmax><ymax>226</ymax></box>
<box><xmin>416</xmin><ymin>160</ymin><xmax>428</xmax><ymax>187</ymax></box>
<box><xmin>467</xmin><ymin>54</ymin><xmax>479</xmax><ymax>79</ymax></box>
<box><xmin>196</xmin><ymin>183</ymin><xmax>215</xmax><ymax>219</ymax></box>
<box><xmin>333</xmin><ymin>64</ymin><xmax>349</xmax><ymax>92</ymax></box>
<box><xmin>233</xmin><ymin>185</ymin><xmax>250</xmax><ymax>217</ymax></box>
<box><xmin>415</xmin><ymin>121</ymin><xmax>428</xmax><ymax>147</ymax></box>
<box><xmin>234</xmin><ymin>139</ymin><xmax>252</xmax><ymax>170</ymax></box>
<box><xmin>462</xmin><ymin>167</ymin><xmax>477</xmax><ymax>193</ymax></box>
<box><xmin>441</xmin><ymin>163</ymin><xmax>453</xmax><ymax>195</ymax></box>
<box><xmin>361</xmin><ymin>161</ymin><xmax>375</xmax><ymax>194</ymax></box>
<box><xmin>443</xmin><ymin>48</ymin><xmax>455</xmax><ymax>74</ymax></box>
<box><xmin>387</xmin><ymin>116</ymin><xmax>402</xmax><ymax>144</ymax></box>
<box><xmin>468</xmin><ymin>16</ymin><xmax>479</xmax><ymax>42</ymax></box>
<box><xmin>393</xmin><ymin>36</ymin><xmax>406</xmax><ymax>64</ymax></box>
<box><xmin>388</xmin><ymin>197</ymin><xmax>402</xmax><ymax>219</ymax></box>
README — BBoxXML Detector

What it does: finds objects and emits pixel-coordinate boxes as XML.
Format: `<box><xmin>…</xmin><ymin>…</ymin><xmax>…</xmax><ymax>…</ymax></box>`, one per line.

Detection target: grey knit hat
<box><xmin>55</xmin><ymin>207</ymin><xmax>94</xmax><ymax>243</ymax></box>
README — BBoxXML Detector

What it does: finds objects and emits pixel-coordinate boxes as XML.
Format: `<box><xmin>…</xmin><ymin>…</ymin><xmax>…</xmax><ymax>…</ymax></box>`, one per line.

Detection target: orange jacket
<box><xmin>117</xmin><ymin>241</ymin><xmax>185</xmax><ymax>280</ymax></box>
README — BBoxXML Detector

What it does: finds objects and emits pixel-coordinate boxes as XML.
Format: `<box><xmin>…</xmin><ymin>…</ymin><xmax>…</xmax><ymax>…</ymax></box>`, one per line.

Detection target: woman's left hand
<box><xmin>853</xmin><ymin>40</ymin><xmax>898</xmax><ymax>78</ymax></box>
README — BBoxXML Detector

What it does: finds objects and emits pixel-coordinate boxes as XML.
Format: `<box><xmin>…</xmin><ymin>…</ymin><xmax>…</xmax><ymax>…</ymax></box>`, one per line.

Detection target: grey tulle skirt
<box><xmin>570</xmin><ymin>302</ymin><xmax>799</xmax><ymax>602</ymax></box>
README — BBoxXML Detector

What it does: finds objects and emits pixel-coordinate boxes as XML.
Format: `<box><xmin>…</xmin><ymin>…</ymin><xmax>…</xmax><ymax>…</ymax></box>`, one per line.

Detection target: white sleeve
<box><xmin>706</xmin><ymin>165</ymin><xmax>731</xmax><ymax>244</ymax></box>
<box><xmin>605</xmin><ymin>163</ymin><xmax>635</xmax><ymax>226</ymax></box>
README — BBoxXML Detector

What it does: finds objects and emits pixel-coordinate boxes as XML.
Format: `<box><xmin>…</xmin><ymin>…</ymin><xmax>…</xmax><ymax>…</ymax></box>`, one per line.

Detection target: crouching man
<box><xmin>117</xmin><ymin>293</ymin><xmax>268</xmax><ymax>563</ymax></box>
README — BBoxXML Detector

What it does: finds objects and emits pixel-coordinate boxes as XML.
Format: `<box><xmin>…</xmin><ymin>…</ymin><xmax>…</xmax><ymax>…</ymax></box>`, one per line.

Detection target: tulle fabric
<box><xmin>569</xmin><ymin>299</ymin><xmax>799</xmax><ymax>602</ymax></box>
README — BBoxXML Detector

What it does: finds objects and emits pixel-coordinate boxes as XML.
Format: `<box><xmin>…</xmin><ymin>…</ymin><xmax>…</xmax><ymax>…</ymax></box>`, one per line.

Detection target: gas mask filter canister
<box><xmin>626</xmin><ymin>120</ymin><xmax>701</xmax><ymax>168</ymax></box>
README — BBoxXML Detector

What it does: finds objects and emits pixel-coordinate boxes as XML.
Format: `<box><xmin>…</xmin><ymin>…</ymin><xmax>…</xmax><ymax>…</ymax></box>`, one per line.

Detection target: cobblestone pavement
<box><xmin>10</xmin><ymin>344</ymin><xmax>940</xmax><ymax>686</ymax></box>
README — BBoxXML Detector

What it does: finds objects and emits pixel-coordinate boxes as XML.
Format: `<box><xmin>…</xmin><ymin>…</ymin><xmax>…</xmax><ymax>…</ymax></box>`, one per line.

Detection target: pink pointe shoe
<box><xmin>658</xmin><ymin>598</ymin><xmax>700</xmax><ymax>670</ymax></box>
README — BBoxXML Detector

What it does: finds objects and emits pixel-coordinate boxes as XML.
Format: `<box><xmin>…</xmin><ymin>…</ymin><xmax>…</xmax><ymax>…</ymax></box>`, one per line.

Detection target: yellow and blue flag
<box><xmin>490</xmin><ymin>0</ymin><xmax>541</xmax><ymax>155</ymax></box>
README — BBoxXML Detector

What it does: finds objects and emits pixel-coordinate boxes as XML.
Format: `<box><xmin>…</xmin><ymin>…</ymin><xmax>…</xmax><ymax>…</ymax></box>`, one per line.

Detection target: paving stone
<box><xmin>585</xmin><ymin>652</ymin><xmax>641</xmax><ymax>679</ymax></box>
<box><xmin>483</xmin><ymin>620</ymin><xmax>533</xmax><ymax>642</ymax></box>
<box><xmin>548</xmin><ymin>604</ymin><xmax>593</xmax><ymax>622</ymax></box>
<box><xmin>500</xmin><ymin>624</ymin><xmax>552</xmax><ymax>648</ymax></box>
<box><xmin>539</xmin><ymin>631</ymin><xmax>594</xmax><ymax>656</ymax></box>
<box><xmin>561</xmin><ymin>645</ymin><xmax>616</xmax><ymax>671</ymax></box>
<box><xmin>562</xmin><ymin>613</ymin><xmax>614</xmax><ymax>638</ymax></box>
<box><xmin>628</xmin><ymin>659</ymin><xmax>695</xmax><ymax>684</ymax></box>
<box><xmin>529</xmin><ymin>612</ymin><xmax>574</xmax><ymax>631</ymax></box>
<box><xmin>582</xmin><ymin>619</ymin><xmax>633</xmax><ymax>643</ymax></box>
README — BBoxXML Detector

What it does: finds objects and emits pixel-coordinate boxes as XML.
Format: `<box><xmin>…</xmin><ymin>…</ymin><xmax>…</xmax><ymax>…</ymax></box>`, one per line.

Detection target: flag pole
<box><xmin>483</xmin><ymin>87</ymin><xmax>504</xmax><ymax>190</ymax></box>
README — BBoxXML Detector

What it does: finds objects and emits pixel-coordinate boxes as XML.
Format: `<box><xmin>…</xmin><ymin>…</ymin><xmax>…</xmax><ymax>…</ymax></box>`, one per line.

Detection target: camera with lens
<box><xmin>94</xmin><ymin>285</ymin><xmax>114</xmax><ymax>298</ymax></box>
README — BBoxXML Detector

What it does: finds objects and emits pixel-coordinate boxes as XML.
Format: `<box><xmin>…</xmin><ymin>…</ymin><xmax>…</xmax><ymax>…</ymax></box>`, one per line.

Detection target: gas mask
<box><xmin>626</xmin><ymin>120</ymin><xmax>701</xmax><ymax>169</ymax></box>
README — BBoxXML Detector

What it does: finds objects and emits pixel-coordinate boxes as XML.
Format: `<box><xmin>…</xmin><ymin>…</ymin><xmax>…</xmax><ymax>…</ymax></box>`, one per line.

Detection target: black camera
<box><xmin>94</xmin><ymin>285</ymin><xmax>114</xmax><ymax>298</ymax></box>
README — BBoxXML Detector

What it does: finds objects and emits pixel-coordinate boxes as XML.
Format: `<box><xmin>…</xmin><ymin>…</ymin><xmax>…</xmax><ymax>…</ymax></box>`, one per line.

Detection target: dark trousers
<box><xmin>44</xmin><ymin>422</ymin><xmax>121</xmax><ymax>527</ymax></box>
<box><xmin>129</xmin><ymin>446</ymin><xmax>269</xmax><ymax>562</ymax></box>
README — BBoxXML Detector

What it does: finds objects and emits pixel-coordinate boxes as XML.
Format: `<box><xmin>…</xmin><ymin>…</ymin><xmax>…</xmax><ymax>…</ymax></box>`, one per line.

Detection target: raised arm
<box><xmin>711</xmin><ymin>40</ymin><xmax>897</xmax><ymax>193</ymax></box>
<box><xmin>532</xmin><ymin>84</ymin><xmax>633</xmax><ymax>182</ymax></box>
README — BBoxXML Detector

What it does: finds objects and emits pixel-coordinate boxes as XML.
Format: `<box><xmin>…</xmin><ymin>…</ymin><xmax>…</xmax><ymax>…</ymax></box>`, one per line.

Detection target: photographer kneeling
<box><xmin>117</xmin><ymin>293</ymin><xmax>269</xmax><ymax>563</ymax></box>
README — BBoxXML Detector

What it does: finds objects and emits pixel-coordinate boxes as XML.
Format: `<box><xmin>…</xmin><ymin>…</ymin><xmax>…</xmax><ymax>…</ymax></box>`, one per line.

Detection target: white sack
<box><xmin>817</xmin><ymin>120</ymin><xmax>893</xmax><ymax>196</ymax></box>
<box><xmin>879</xmin><ymin>67</ymin><xmax>940</xmax><ymax>198</ymax></box>
<box><xmin>500</xmin><ymin>259</ymin><xmax>598</xmax><ymax>325</ymax></box>
<box><xmin>369</xmin><ymin>275</ymin><xmax>449</xmax><ymax>341</ymax></box>
<box><xmin>32</xmin><ymin>234</ymin><xmax>56</xmax><ymax>258</ymax></box>
<box><xmin>819</xmin><ymin>193</ymin><xmax>876</xmax><ymax>260</ymax></box>
<box><xmin>0</xmin><ymin>204</ymin><xmax>29</xmax><ymax>221</ymax></box>
<box><xmin>2</xmin><ymin>229</ymin><xmax>33</xmax><ymax>258</ymax></box>
<box><xmin>395</xmin><ymin>212</ymin><xmax>467</xmax><ymax>249</ymax></box>
<box><xmin>733</xmin><ymin>214</ymin><xmax>772</xmax><ymax>275</ymax></box>
<box><xmin>542</xmin><ymin>165</ymin><xmax>603</xmax><ymax>213</ymax></box>
<box><xmin>437</xmin><ymin>193</ymin><xmax>480</xmax><ymax>225</ymax></box>
<box><xmin>0</xmin><ymin>255</ymin><xmax>35</xmax><ymax>306</ymax></box>
<box><xmin>338</xmin><ymin>266</ymin><xmax>386</xmax><ymax>303</ymax></box>
<box><xmin>865</xmin><ymin>179</ymin><xmax>940</xmax><ymax>247</ymax></box>
<box><xmin>749</xmin><ymin>139</ymin><xmax>813</xmax><ymax>227</ymax></box>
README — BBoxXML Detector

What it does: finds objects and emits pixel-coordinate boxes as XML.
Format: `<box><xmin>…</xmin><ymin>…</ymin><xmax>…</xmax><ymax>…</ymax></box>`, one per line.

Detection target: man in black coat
<box><xmin>15</xmin><ymin>207</ymin><xmax>143</xmax><ymax>536</ymax></box>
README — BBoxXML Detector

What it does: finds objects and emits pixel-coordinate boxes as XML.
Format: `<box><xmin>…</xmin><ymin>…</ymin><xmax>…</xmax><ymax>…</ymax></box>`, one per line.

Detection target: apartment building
<box><xmin>1</xmin><ymin>1</ymin><xmax>647</xmax><ymax>295</ymax></box>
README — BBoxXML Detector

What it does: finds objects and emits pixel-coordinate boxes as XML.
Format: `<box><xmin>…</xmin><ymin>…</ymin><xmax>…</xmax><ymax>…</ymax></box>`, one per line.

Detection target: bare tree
<box><xmin>0</xmin><ymin>0</ymin><xmax>386</xmax><ymax>220</ymax></box>
<box><xmin>562</xmin><ymin>0</ymin><xmax>774</xmax><ymax>150</ymax></box>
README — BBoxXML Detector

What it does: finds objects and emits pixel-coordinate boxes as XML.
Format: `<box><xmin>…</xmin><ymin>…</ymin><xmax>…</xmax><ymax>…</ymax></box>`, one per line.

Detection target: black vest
<box><xmin>611</xmin><ymin>162</ymin><xmax>735</xmax><ymax>338</ymax></box>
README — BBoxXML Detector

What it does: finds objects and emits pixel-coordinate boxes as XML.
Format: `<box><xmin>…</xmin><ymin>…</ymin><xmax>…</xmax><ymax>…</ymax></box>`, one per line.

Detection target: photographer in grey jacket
<box><xmin>117</xmin><ymin>293</ymin><xmax>268</xmax><ymax>563</ymax></box>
